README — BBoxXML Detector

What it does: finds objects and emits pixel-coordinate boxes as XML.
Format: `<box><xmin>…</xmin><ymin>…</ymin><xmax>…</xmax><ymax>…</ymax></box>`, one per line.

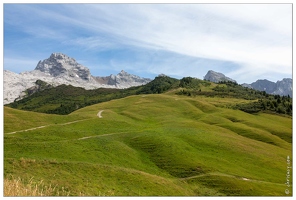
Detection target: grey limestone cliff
<box><xmin>35</xmin><ymin>53</ymin><xmax>92</xmax><ymax>81</ymax></box>
<box><xmin>204</xmin><ymin>70</ymin><xmax>236</xmax><ymax>83</ymax></box>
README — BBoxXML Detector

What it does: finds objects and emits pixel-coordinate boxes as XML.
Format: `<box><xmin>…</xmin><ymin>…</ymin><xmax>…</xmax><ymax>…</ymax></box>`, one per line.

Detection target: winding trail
<box><xmin>6</xmin><ymin>110</ymin><xmax>105</xmax><ymax>135</ymax></box>
<box><xmin>5</xmin><ymin>119</ymin><xmax>90</xmax><ymax>135</ymax></box>
<box><xmin>77</xmin><ymin>131</ymin><xmax>129</xmax><ymax>140</ymax></box>
<box><xmin>97</xmin><ymin>110</ymin><xmax>104</xmax><ymax>118</ymax></box>
<box><xmin>180</xmin><ymin>172</ymin><xmax>285</xmax><ymax>186</ymax></box>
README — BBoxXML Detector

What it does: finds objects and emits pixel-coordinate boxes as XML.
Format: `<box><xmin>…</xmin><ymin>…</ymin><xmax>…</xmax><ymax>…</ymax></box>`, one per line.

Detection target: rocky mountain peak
<box><xmin>49</xmin><ymin>52</ymin><xmax>72</xmax><ymax>60</ymax></box>
<box><xmin>119</xmin><ymin>70</ymin><xmax>128</xmax><ymax>75</ymax></box>
<box><xmin>204</xmin><ymin>70</ymin><xmax>236</xmax><ymax>83</ymax></box>
<box><xmin>274</xmin><ymin>78</ymin><xmax>292</xmax><ymax>96</ymax></box>
<box><xmin>249</xmin><ymin>79</ymin><xmax>276</xmax><ymax>94</ymax></box>
<box><xmin>35</xmin><ymin>53</ymin><xmax>91</xmax><ymax>80</ymax></box>
<box><xmin>106</xmin><ymin>70</ymin><xmax>151</xmax><ymax>87</ymax></box>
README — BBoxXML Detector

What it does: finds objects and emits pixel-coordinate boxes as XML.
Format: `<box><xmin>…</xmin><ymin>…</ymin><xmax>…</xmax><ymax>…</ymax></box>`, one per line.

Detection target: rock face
<box><xmin>204</xmin><ymin>70</ymin><xmax>236</xmax><ymax>83</ymax></box>
<box><xmin>4</xmin><ymin>70</ymin><xmax>36</xmax><ymax>104</ymax></box>
<box><xmin>249</xmin><ymin>79</ymin><xmax>277</xmax><ymax>94</ymax></box>
<box><xmin>107</xmin><ymin>70</ymin><xmax>152</xmax><ymax>87</ymax></box>
<box><xmin>273</xmin><ymin>78</ymin><xmax>292</xmax><ymax>97</ymax></box>
<box><xmin>4</xmin><ymin>53</ymin><xmax>151</xmax><ymax>104</ymax></box>
<box><xmin>35</xmin><ymin>53</ymin><xmax>92</xmax><ymax>80</ymax></box>
<box><xmin>245</xmin><ymin>78</ymin><xmax>292</xmax><ymax>97</ymax></box>
<box><xmin>95</xmin><ymin>70</ymin><xmax>151</xmax><ymax>88</ymax></box>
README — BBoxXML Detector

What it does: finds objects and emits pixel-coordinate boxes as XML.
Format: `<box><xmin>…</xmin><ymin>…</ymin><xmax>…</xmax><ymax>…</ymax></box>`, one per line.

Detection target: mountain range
<box><xmin>203</xmin><ymin>70</ymin><xmax>292</xmax><ymax>97</ymax></box>
<box><xmin>3</xmin><ymin>53</ymin><xmax>292</xmax><ymax>104</ymax></box>
<box><xmin>4</xmin><ymin>53</ymin><xmax>151</xmax><ymax>104</ymax></box>
<box><xmin>241</xmin><ymin>79</ymin><xmax>292</xmax><ymax>97</ymax></box>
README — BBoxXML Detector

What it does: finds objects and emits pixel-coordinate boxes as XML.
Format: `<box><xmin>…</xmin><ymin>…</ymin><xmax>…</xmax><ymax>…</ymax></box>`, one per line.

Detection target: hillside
<box><xmin>6</xmin><ymin>76</ymin><xmax>179</xmax><ymax>114</ymax></box>
<box><xmin>7</xmin><ymin>76</ymin><xmax>292</xmax><ymax>116</ymax></box>
<box><xmin>4</xmin><ymin>92</ymin><xmax>292</xmax><ymax>196</ymax></box>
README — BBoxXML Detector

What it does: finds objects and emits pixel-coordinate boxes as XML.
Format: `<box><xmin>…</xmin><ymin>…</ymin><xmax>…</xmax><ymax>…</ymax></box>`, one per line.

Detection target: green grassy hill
<box><xmin>4</xmin><ymin>92</ymin><xmax>292</xmax><ymax>196</ymax></box>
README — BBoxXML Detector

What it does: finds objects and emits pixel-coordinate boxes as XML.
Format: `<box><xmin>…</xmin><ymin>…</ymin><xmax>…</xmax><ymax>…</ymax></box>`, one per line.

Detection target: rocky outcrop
<box><xmin>35</xmin><ymin>53</ymin><xmax>92</xmax><ymax>80</ymax></box>
<box><xmin>106</xmin><ymin>70</ymin><xmax>151</xmax><ymax>87</ymax></box>
<box><xmin>204</xmin><ymin>70</ymin><xmax>236</xmax><ymax>83</ymax></box>
<box><xmin>94</xmin><ymin>70</ymin><xmax>151</xmax><ymax>87</ymax></box>
<box><xmin>3</xmin><ymin>70</ymin><xmax>36</xmax><ymax>104</ymax></box>
<box><xmin>273</xmin><ymin>78</ymin><xmax>292</xmax><ymax>97</ymax></box>
<box><xmin>16</xmin><ymin>80</ymin><xmax>53</xmax><ymax>101</ymax></box>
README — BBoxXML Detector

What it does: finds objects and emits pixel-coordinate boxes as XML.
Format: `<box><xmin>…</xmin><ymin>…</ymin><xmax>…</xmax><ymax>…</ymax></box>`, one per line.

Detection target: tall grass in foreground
<box><xmin>4</xmin><ymin>176</ymin><xmax>71</xmax><ymax>196</ymax></box>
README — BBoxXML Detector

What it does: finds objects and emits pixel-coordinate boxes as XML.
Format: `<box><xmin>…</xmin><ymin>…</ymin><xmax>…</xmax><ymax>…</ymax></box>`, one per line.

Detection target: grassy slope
<box><xmin>4</xmin><ymin>93</ymin><xmax>292</xmax><ymax>196</ymax></box>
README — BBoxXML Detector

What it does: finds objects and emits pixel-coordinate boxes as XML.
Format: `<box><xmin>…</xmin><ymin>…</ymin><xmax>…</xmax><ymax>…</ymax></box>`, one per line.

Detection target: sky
<box><xmin>3</xmin><ymin>3</ymin><xmax>292</xmax><ymax>83</ymax></box>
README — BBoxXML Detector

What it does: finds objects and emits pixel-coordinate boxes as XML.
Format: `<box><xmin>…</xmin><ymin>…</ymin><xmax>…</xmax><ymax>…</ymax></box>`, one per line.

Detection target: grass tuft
<box><xmin>4</xmin><ymin>175</ymin><xmax>71</xmax><ymax>196</ymax></box>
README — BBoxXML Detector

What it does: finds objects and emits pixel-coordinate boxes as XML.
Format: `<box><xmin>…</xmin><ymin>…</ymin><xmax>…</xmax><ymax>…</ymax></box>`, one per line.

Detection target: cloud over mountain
<box><xmin>4</xmin><ymin>4</ymin><xmax>292</xmax><ymax>84</ymax></box>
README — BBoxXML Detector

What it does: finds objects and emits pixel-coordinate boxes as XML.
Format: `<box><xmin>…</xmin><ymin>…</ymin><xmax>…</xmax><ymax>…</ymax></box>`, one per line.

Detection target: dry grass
<box><xmin>4</xmin><ymin>176</ymin><xmax>70</xmax><ymax>196</ymax></box>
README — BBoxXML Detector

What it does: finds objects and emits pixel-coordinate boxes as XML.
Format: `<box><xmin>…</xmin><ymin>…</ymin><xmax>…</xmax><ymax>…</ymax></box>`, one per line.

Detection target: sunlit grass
<box><xmin>4</xmin><ymin>94</ymin><xmax>292</xmax><ymax>196</ymax></box>
<box><xmin>4</xmin><ymin>174</ymin><xmax>71</xmax><ymax>196</ymax></box>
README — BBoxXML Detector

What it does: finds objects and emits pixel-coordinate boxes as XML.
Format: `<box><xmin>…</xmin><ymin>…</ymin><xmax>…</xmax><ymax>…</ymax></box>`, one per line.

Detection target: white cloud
<box><xmin>63</xmin><ymin>37</ymin><xmax>118</xmax><ymax>51</ymax></box>
<box><xmin>4</xmin><ymin>4</ymin><xmax>292</xmax><ymax>83</ymax></box>
<box><xmin>65</xmin><ymin>4</ymin><xmax>291</xmax><ymax>81</ymax></box>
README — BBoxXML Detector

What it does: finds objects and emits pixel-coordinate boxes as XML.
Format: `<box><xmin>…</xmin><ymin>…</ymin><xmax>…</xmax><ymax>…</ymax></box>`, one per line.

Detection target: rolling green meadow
<box><xmin>4</xmin><ymin>92</ymin><xmax>292</xmax><ymax>196</ymax></box>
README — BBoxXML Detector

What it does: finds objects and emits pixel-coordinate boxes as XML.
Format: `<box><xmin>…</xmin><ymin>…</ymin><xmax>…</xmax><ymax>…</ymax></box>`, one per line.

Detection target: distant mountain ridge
<box><xmin>242</xmin><ymin>78</ymin><xmax>292</xmax><ymax>97</ymax></box>
<box><xmin>4</xmin><ymin>53</ymin><xmax>151</xmax><ymax>104</ymax></box>
<box><xmin>204</xmin><ymin>70</ymin><xmax>292</xmax><ymax>97</ymax></box>
<box><xmin>204</xmin><ymin>70</ymin><xmax>237</xmax><ymax>83</ymax></box>
<box><xmin>95</xmin><ymin>70</ymin><xmax>152</xmax><ymax>88</ymax></box>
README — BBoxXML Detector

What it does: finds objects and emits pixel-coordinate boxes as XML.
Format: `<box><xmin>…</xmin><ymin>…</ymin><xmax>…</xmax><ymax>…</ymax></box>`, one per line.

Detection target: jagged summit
<box><xmin>204</xmin><ymin>70</ymin><xmax>236</xmax><ymax>83</ymax></box>
<box><xmin>35</xmin><ymin>53</ymin><xmax>91</xmax><ymax>80</ymax></box>
<box><xmin>50</xmin><ymin>52</ymin><xmax>72</xmax><ymax>59</ymax></box>
<box><xmin>119</xmin><ymin>70</ymin><xmax>128</xmax><ymax>74</ymax></box>
<box><xmin>106</xmin><ymin>70</ymin><xmax>151</xmax><ymax>87</ymax></box>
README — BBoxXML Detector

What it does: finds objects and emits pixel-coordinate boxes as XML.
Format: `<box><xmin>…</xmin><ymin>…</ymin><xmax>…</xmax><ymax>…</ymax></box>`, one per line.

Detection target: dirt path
<box><xmin>77</xmin><ymin>131</ymin><xmax>129</xmax><ymax>140</ymax></box>
<box><xmin>5</xmin><ymin>119</ymin><xmax>90</xmax><ymax>135</ymax></box>
<box><xmin>6</xmin><ymin>125</ymin><xmax>48</xmax><ymax>134</ymax></box>
<box><xmin>6</xmin><ymin>110</ymin><xmax>105</xmax><ymax>135</ymax></box>
<box><xmin>180</xmin><ymin>172</ymin><xmax>285</xmax><ymax>186</ymax></box>
<box><xmin>97</xmin><ymin>110</ymin><xmax>104</xmax><ymax>118</ymax></box>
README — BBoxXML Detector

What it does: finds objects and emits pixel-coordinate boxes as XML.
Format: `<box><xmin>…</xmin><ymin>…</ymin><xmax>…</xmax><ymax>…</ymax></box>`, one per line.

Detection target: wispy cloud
<box><xmin>4</xmin><ymin>4</ymin><xmax>292</xmax><ymax>83</ymax></box>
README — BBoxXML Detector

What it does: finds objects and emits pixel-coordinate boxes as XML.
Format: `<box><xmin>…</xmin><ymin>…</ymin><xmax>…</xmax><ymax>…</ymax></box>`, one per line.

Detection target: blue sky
<box><xmin>3</xmin><ymin>3</ymin><xmax>292</xmax><ymax>83</ymax></box>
